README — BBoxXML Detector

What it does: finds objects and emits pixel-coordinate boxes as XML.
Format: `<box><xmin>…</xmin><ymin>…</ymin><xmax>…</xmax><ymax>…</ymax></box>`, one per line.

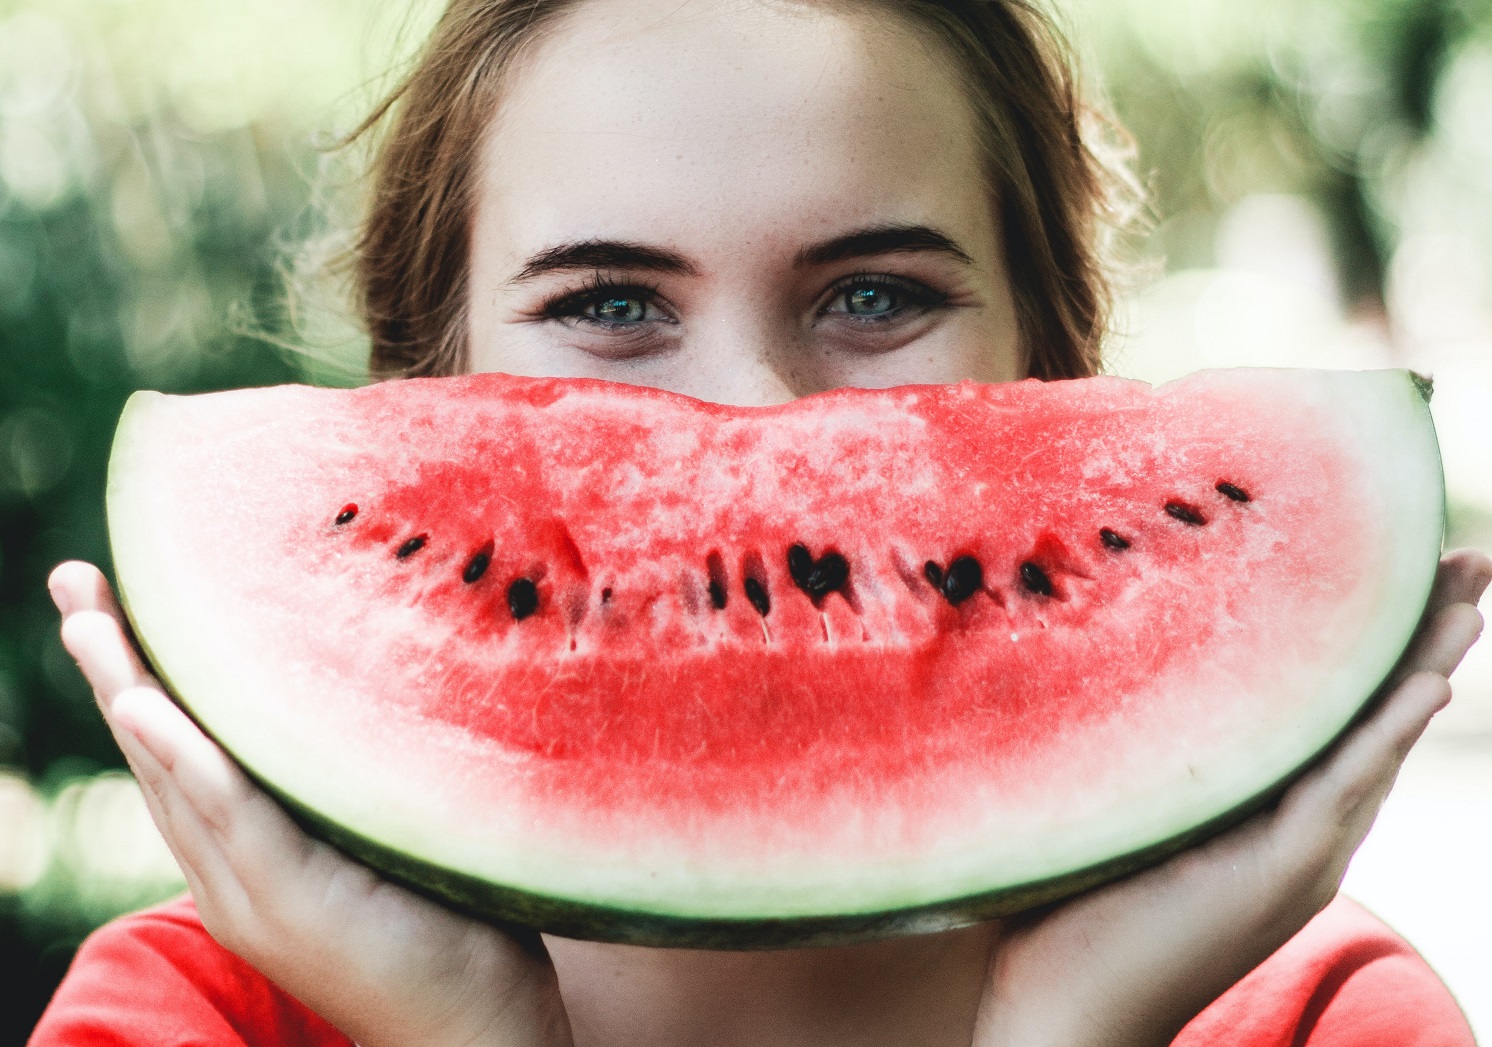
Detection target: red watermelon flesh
<box><xmin>105</xmin><ymin>368</ymin><xmax>1442</xmax><ymax>945</ymax></box>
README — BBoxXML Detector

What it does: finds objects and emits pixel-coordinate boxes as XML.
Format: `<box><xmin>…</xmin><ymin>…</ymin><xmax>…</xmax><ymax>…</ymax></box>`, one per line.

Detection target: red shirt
<box><xmin>29</xmin><ymin>894</ymin><xmax>1474</xmax><ymax>1046</ymax></box>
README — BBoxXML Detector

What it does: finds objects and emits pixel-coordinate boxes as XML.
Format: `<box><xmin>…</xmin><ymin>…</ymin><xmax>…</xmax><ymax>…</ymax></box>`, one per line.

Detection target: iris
<box><xmin>594</xmin><ymin>296</ymin><xmax>646</xmax><ymax>323</ymax></box>
<box><xmin>845</xmin><ymin>286</ymin><xmax>895</xmax><ymax>316</ymax></box>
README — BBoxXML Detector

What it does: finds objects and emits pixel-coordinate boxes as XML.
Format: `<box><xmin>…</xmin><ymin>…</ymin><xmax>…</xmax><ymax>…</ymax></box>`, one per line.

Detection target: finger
<box><xmin>112</xmin><ymin>688</ymin><xmax>253</xmax><ymax>839</ymax></box>
<box><xmin>1277</xmin><ymin>671</ymin><xmax>1450</xmax><ymax>862</ymax></box>
<box><xmin>115</xmin><ymin>716</ymin><xmax>238</xmax><ymax>894</ymax></box>
<box><xmin>116</xmin><ymin>689</ymin><xmax>345</xmax><ymax>961</ymax></box>
<box><xmin>59</xmin><ymin>611</ymin><xmax>157</xmax><ymax>707</ymax></box>
<box><xmin>111</xmin><ymin>701</ymin><xmax>257</xmax><ymax>943</ymax></box>
<box><xmin>48</xmin><ymin>561</ymin><xmax>123</xmax><ymax>618</ymax></box>
<box><xmin>1428</xmin><ymin>549</ymin><xmax>1492</xmax><ymax>610</ymax></box>
<box><xmin>111</xmin><ymin>687</ymin><xmax>316</xmax><ymax>876</ymax></box>
<box><xmin>1399</xmin><ymin>602</ymin><xmax>1484</xmax><ymax>681</ymax></box>
<box><xmin>49</xmin><ymin>561</ymin><xmax>155</xmax><ymax>686</ymax></box>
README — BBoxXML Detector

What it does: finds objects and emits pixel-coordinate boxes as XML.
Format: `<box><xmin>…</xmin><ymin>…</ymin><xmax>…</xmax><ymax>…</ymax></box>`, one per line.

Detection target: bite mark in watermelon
<box><xmin>105</xmin><ymin>368</ymin><xmax>1443</xmax><ymax>946</ymax></box>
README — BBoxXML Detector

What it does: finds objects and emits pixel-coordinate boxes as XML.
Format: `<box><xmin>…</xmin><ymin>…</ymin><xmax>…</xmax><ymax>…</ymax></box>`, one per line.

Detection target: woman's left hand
<box><xmin>973</xmin><ymin>547</ymin><xmax>1492</xmax><ymax>1047</ymax></box>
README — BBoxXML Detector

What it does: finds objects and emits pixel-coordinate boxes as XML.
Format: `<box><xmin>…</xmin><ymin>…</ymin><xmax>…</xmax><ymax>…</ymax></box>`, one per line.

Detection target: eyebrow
<box><xmin>508</xmin><ymin>223</ymin><xmax>975</xmax><ymax>283</ymax></box>
<box><xmin>512</xmin><ymin>240</ymin><xmax>696</xmax><ymax>282</ymax></box>
<box><xmin>794</xmin><ymin>224</ymin><xmax>976</xmax><ymax>268</ymax></box>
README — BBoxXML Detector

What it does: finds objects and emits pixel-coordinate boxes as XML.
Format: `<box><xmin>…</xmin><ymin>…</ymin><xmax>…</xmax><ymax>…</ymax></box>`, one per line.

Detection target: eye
<box><xmin>845</xmin><ymin>286</ymin><xmax>897</xmax><ymax>316</ymax></box>
<box><xmin>542</xmin><ymin>280</ymin><xmax>674</xmax><ymax>330</ymax></box>
<box><xmin>591</xmin><ymin>295</ymin><xmax>646</xmax><ymax>324</ymax></box>
<box><xmin>820</xmin><ymin>275</ymin><xmax>947</xmax><ymax>323</ymax></box>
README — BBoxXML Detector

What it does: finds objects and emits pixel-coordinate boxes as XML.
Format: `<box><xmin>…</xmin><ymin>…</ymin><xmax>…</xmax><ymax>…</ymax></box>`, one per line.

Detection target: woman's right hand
<box><xmin>49</xmin><ymin>560</ymin><xmax>574</xmax><ymax>1047</ymax></box>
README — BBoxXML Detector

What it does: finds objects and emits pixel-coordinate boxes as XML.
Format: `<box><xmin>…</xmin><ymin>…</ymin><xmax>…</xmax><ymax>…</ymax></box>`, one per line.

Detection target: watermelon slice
<box><xmin>106</xmin><ymin>369</ymin><xmax>1442</xmax><ymax>947</ymax></box>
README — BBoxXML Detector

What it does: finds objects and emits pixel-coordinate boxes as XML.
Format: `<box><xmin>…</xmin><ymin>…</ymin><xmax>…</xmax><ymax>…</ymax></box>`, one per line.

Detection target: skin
<box><xmin>464</xmin><ymin>0</ymin><xmax>1022</xmax><ymax>398</ymax></box>
<box><xmin>49</xmin><ymin>1</ymin><xmax>1492</xmax><ymax>1045</ymax></box>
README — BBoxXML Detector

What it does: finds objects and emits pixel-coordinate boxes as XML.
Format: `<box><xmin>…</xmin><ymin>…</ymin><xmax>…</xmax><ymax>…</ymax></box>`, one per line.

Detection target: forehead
<box><xmin>478</xmin><ymin>0</ymin><xmax>991</xmax><ymax>256</ymax></box>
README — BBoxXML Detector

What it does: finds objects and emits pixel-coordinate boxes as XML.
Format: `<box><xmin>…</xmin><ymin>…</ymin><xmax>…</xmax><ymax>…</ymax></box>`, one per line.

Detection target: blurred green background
<box><xmin>1</xmin><ymin>0</ymin><xmax>1489</xmax><ymax>1042</ymax></box>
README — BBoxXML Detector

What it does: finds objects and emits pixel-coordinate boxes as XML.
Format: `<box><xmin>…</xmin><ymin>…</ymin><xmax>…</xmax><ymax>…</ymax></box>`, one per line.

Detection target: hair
<box><xmin>346</xmin><ymin>0</ymin><xmax>1142</xmax><ymax>382</ymax></box>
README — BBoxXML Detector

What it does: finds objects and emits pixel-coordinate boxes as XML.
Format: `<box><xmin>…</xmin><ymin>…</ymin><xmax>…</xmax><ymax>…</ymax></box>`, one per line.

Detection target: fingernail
<box><xmin>48</xmin><ymin>581</ymin><xmax>71</xmax><ymax>617</ymax></box>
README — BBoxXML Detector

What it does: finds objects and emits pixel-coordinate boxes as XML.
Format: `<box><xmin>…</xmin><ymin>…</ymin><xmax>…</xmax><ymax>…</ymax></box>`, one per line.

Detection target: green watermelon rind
<box><xmin>106</xmin><ymin>368</ymin><xmax>1445</xmax><ymax>948</ymax></box>
<box><xmin>253</xmin><ymin>741</ymin><xmax>1351</xmax><ymax>948</ymax></box>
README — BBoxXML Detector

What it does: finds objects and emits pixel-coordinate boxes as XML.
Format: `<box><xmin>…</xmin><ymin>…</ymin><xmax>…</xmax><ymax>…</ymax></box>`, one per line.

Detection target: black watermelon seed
<box><xmin>1019</xmin><ymin>561</ymin><xmax>1053</xmax><ymax>597</ymax></box>
<box><xmin>1165</xmin><ymin>502</ymin><xmax>1207</xmax><ymax>526</ymax></box>
<box><xmin>334</xmin><ymin>504</ymin><xmax>358</xmax><ymax>525</ymax></box>
<box><xmin>396</xmin><ymin>535</ymin><xmax>427</xmax><ymax>559</ymax></box>
<box><xmin>787</xmin><ymin>544</ymin><xmax>813</xmax><ymax>584</ymax></box>
<box><xmin>507</xmin><ymin>578</ymin><xmax>539</xmax><ymax>620</ymax></box>
<box><xmin>706</xmin><ymin>551</ymin><xmax>728</xmax><ymax>610</ymax></box>
<box><xmin>787</xmin><ymin>544</ymin><xmax>849</xmax><ymax>601</ymax></box>
<box><xmin>601</xmin><ymin>587</ymin><xmax>613</xmax><ymax>603</ymax></box>
<box><xmin>923</xmin><ymin>561</ymin><xmax>945</xmax><ymax>589</ymax></box>
<box><xmin>462</xmin><ymin>551</ymin><xmax>490</xmax><ymax>583</ymax></box>
<box><xmin>1100</xmin><ymin>528</ymin><xmax>1131</xmax><ymax>551</ymax></box>
<box><xmin>1216</xmin><ymin>481</ymin><xmax>1251</xmax><ymax>503</ymax></box>
<box><xmin>744</xmin><ymin>577</ymin><xmax>771</xmax><ymax>617</ymax></box>
<box><xmin>814</xmin><ymin>554</ymin><xmax>849</xmax><ymax>595</ymax></box>
<box><xmin>942</xmin><ymin>556</ymin><xmax>983</xmax><ymax>605</ymax></box>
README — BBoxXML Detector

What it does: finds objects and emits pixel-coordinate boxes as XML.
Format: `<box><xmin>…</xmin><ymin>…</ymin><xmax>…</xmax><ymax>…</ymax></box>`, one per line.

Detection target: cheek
<box><xmin>972</xmin><ymin>244</ymin><xmax>1025</xmax><ymax>382</ymax></box>
<box><xmin>987</xmin><ymin>301</ymin><xmax>1026</xmax><ymax>383</ymax></box>
<box><xmin>816</xmin><ymin>312</ymin><xmax>1024</xmax><ymax>391</ymax></box>
<box><xmin>931</xmin><ymin>310</ymin><xmax>1025</xmax><ymax>386</ymax></box>
<box><xmin>883</xmin><ymin>260</ymin><xmax>1023</xmax><ymax>388</ymax></box>
<box><xmin>463</xmin><ymin>277</ymin><xmax>559</xmax><ymax>379</ymax></box>
<box><xmin>465</xmin><ymin>324</ymin><xmax>534</xmax><ymax>378</ymax></box>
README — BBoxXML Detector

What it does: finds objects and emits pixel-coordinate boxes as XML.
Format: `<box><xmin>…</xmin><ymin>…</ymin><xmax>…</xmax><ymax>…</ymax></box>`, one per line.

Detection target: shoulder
<box><xmin>28</xmin><ymin>894</ymin><xmax>352</xmax><ymax>1047</ymax></box>
<box><xmin>1174</xmin><ymin>895</ymin><xmax>1474</xmax><ymax>1047</ymax></box>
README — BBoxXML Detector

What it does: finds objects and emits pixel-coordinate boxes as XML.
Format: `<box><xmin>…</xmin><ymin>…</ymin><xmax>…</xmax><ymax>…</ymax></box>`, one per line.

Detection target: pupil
<box><xmin>596</xmin><ymin>297</ymin><xmax>644</xmax><ymax>323</ymax></box>
<box><xmin>847</xmin><ymin>287</ymin><xmax>894</xmax><ymax>315</ymax></box>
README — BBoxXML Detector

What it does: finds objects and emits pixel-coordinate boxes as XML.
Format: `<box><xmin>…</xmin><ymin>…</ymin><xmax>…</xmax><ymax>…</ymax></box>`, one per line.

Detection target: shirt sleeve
<box><xmin>1174</xmin><ymin>895</ymin><xmax>1475</xmax><ymax>1047</ymax></box>
<box><xmin>28</xmin><ymin>895</ymin><xmax>352</xmax><ymax>1047</ymax></box>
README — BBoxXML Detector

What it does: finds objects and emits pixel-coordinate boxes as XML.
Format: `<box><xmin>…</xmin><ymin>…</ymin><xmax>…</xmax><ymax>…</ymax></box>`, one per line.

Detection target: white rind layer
<box><xmin>106</xmin><ymin>368</ymin><xmax>1443</xmax><ymax>926</ymax></box>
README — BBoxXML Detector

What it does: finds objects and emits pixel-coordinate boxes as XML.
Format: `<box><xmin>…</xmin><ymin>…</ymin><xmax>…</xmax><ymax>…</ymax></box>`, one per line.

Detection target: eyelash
<box><xmin>537</xmin><ymin>271</ymin><xmax>950</xmax><ymax>330</ymax></box>
<box><xmin>540</xmin><ymin>275</ymin><xmax>671</xmax><ymax>330</ymax></box>
<box><xmin>820</xmin><ymin>272</ymin><xmax>949</xmax><ymax>320</ymax></box>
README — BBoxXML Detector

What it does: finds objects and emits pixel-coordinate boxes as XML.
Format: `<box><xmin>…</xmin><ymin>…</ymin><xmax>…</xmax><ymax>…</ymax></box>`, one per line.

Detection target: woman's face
<box><xmin>466</xmin><ymin>0</ymin><xmax>1022</xmax><ymax>406</ymax></box>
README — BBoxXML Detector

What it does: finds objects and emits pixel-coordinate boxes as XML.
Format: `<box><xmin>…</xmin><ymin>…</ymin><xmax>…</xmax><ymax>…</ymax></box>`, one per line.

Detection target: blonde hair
<box><xmin>347</xmin><ymin>0</ymin><xmax>1142</xmax><ymax>381</ymax></box>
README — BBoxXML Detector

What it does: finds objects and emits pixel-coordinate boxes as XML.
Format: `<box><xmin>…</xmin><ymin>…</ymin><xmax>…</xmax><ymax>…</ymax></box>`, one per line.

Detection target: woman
<box><xmin>36</xmin><ymin>0</ymin><xmax>1491</xmax><ymax>1044</ymax></box>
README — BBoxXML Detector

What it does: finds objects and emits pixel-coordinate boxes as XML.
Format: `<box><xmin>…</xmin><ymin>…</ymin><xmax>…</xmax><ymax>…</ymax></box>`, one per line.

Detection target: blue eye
<box><xmin>823</xmin><ymin>276</ymin><xmax>945</xmax><ymax>323</ymax></box>
<box><xmin>845</xmin><ymin>286</ymin><xmax>897</xmax><ymax>316</ymax></box>
<box><xmin>592</xmin><ymin>296</ymin><xmax>647</xmax><ymax>323</ymax></box>
<box><xmin>542</xmin><ymin>281</ymin><xmax>672</xmax><ymax>331</ymax></box>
